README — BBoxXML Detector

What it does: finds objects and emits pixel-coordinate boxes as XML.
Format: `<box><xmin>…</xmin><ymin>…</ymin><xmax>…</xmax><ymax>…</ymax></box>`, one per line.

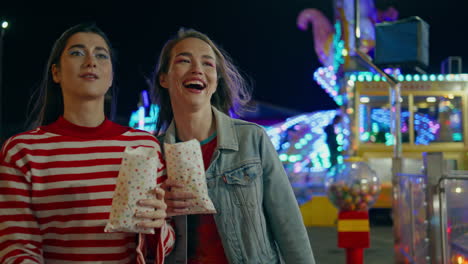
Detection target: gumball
<box><xmin>325</xmin><ymin>162</ymin><xmax>381</xmax><ymax>211</ymax></box>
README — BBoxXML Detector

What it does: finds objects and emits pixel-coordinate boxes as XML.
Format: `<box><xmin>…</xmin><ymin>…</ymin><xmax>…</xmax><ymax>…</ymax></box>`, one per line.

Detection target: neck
<box><xmin>62</xmin><ymin>97</ymin><xmax>106</xmax><ymax>127</ymax></box>
<box><xmin>173</xmin><ymin>105</ymin><xmax>216</xmax><ymax>142</ymax></box>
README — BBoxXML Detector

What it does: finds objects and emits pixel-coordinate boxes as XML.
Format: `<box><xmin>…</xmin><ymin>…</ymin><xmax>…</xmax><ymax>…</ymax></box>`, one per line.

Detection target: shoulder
<box><xmin>1</xmin><ymin>128</ymin><xmax>46</xmax><ymax>160</ymax></box>
<box><xmin>120</xmin><ymin>128</ymin><xmax>161</xmax><ymax>146</ymax></box>
<box><xmin>231</xmin><ymin>118</ymin><xmax>268</xmax><ymax>135</ymax></box>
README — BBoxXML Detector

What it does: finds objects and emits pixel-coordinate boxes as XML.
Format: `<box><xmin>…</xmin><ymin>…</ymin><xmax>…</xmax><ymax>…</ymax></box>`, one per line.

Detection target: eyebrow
<box><xmin>175</xmin><ymin>52</ymin><xmax>215</xmax><ymax>60</ymax></box>
<box><xmin>68</xmin><ymin>44</ymin><xmax>110</xmax><ymax>54</ymax></box>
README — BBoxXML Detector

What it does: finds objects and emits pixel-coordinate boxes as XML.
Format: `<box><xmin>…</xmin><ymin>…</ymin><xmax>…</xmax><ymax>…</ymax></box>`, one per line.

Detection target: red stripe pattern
<box><xmin>0</xmin><ymin>118</ymin><xmax>173</xmax><ymax>264</ymax></box>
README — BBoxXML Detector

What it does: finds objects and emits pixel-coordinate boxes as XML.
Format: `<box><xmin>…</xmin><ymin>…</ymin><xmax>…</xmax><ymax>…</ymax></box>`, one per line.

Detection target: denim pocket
<box><xmin>220</xmin><ymin>162</ymin><xmax>276</xmax><ymax>259</ymax></box>
<box><xmin>223</xmin><ymin>162</ymin><xmax>261</xmax><ymax>208</ymax></box>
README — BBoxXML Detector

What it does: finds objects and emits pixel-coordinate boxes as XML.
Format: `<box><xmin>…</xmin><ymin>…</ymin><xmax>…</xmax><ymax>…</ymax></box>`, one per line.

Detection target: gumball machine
<box><xmin>325</xmin><ymin>162</ymin><xmax>381</xmax><ymax>264</ymax></box>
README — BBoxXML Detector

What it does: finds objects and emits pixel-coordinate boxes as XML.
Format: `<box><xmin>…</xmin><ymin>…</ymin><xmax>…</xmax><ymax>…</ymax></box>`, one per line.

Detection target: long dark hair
<box><xmin>150</xmin><ymin>28</ymin><xmax>251</xmax><ymax>134</ymax></box>
<box><xmin>29</xmin><ymin>23</ymin><xmax>117</xmax><ymax>128</ymax></box>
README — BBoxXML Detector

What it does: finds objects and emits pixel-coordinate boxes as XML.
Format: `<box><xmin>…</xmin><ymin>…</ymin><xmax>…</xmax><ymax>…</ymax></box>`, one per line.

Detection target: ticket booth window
<box><xmin>359</xmin><ymin>95</ymin><xmax>410</xmax><ymax>144</ymax></box>
<box><xmin>413</xmin><ymin>96</ymin><xmax>463</xmax><ymax>144</ymax></box>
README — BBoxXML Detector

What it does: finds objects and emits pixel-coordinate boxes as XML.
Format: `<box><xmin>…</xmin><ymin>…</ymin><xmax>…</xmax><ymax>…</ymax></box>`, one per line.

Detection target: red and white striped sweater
<box><xmin>0</xmin><ymin>117</ymin><xmax>174</xmax><ymax>264</ymax></box>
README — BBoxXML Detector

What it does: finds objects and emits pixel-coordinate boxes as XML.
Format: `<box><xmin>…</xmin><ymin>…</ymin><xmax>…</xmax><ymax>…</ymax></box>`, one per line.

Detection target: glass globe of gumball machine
<box><xmin>325</xmin><ymin>162</ymin><xmax>380</xmax><ymax>264</ymax></box>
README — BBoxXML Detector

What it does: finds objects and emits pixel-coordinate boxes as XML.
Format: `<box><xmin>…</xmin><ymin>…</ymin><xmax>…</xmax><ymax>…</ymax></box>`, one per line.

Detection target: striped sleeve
<box><xmin>157</xmin><ymin>220</ymin><xmax>175</xmax><ymax>263</ymax></box>
<box><xmin>0</xmin><ymin>139</ymin><xmax>43</xmax><ymax>264</ymax></box>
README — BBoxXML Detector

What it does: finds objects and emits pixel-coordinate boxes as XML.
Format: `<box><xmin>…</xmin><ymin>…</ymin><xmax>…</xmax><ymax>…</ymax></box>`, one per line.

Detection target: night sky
<box><xmin>1</xmin><ymin>0</ymin><xmax>467</xmax><ymax>138</ymax></box>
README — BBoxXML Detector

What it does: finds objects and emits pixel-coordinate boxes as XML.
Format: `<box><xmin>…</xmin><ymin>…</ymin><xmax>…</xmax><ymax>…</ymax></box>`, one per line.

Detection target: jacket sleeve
<box><xmin>258</xmin><ymin>128</ymin><xmax>316</xmax><ymax>264</ymax></box>
<box><xmin>0</xmin><ymin>142</ymin><xmax>43</xmax><ymax>264</ymax></box>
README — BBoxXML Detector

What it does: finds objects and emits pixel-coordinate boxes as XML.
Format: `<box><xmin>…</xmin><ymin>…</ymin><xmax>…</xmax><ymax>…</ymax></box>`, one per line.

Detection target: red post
<box><xmin>337</xmin><ymin>211</ymin><xmax>370</xmax><ymax>264</ymax></box>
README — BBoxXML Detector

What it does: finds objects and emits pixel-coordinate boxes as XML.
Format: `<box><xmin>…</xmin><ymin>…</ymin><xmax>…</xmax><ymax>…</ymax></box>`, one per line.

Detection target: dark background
<box><xmin>1</xmin><ymin>0</ymin><xmax>467</xmax><ymax>139</ymax></box>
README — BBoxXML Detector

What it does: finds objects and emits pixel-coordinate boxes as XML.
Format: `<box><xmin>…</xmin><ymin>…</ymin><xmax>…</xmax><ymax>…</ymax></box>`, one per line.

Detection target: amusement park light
<box><xmin>448</xmin><ymin>94</ymin><xmax>455</xmax><ymax>99</ymax></box>
<box><xmin>421</xmin><ymin>74</ymin><xmax>428</xmax><ymax>81</ymax></box>
<box><xmin>413</xmin><ymin>74</ymin><xmax>420</xmax><ymax>81</ymax></box>
<box><xmin>429</xmin><ymin>74</ymin><xmax>436</xmax><ymax>81</ymax></box>
<box><xmin>360</xmin><ymin>97</ymin><xmax>370</xmax><ymax>103</ymax></box>
<box><xmin>1</xmin><ymin>21</ymin><xmax>8</xmax><ymax>29</ymax></box>
<box><xmin>426</xmin><ymin>97</ymin><xmax>437</xmax><ymax>103</ymax></box>
<box><xmin>397</xmin><ymin>75</ymin><xmax>404</xmax><ymax>82</ymax></box>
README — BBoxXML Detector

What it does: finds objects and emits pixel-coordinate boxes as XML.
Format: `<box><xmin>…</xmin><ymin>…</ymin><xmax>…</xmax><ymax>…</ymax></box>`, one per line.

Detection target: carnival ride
<box><xmin>128</xmin><ymin>0</ymin><xmax>468</xmax><ymax>261</ymax></box>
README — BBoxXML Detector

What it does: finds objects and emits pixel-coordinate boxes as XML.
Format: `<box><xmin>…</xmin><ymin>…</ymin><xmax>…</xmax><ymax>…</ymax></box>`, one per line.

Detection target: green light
<box><xmin>430</xmin><ymin>74</ymin><xmax>436</xmax><ymax>81</ymax></box>
<box><xmin>1</xmin><ymin>21</ymin><xmax>8</xmax><ymax>29</ymax></box>
<box><xmin>438</xmin><ymin>74</ymin><xmax>445</xmax><ymax>81</ymax></box>
<box><xmin>350</xmin><ymin>75</ymin><xmax>357</xmax><ymax>81</ymax></box>
<box><xmin>360</xmin><ymin>132</ymin><xmax>370</xmax><ymax>141</ymax></box>
<box><xmin>421</xmin><ymin>74</ymin><xmax>428</xmax><ymax>81</ymax></box>
<box><xmin>453</xmin><ymin>133</ymin><xmax>462</xmax><ymax>141</ymax></box>
<box><xmin>371</xmin><ymin>123</ymin><xmax>379</xmax><ymax>133</ymax></box>
<box><xmin>373</xmin><ymin>75</ymin><xmax>381</xmax><ymax>82</ymax></box>
<box><xmin>397</xmin><ymin>75</ymin><xmax>404</xmax><ymax>82</ymax></box>
<box><xmin>405</xmin><ymin>74</ymin><xmax>412</xmax><ymax>82</ymax></box>
<box><xmin>365</xmin><ymin>75</ymin><xmax>372</xmax><ymax>82</ymax></box>
<box><xmin>279</xmin><ymin>154</ymin><xmax>288</xmax><ymax>162</ymax></box>
<box><xmin>358</xmin><ymin>75</ymin><xmax>365</xmax><ymax>82</ymax></box>
<box><xmin>413</xmin><ymin>74</ymin><xmax>420</xmax><ymax>81</ymax></box>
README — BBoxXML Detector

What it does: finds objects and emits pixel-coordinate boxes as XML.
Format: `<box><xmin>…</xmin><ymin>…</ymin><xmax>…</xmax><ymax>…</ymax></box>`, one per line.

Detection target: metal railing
<box><xmin>395</xmin><ymin>152</ymin><xmax>468</xmax><ymax>264</ymax></box>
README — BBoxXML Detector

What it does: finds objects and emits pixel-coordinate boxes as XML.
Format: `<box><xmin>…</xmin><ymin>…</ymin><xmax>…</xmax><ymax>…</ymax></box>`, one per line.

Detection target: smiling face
<box><xmin>52</xmin><ymin>32</ymin><xmax>113</xmax><ymax>104</ymax></box>
<box><xmin>159</xmin><ymin>37</ymin><xmax>218</xmax><ymax>113</ymax></box>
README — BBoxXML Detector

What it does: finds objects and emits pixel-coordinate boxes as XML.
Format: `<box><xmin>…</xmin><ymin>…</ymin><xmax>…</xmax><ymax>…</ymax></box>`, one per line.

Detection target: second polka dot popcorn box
<box><xmin>164</xmin><ymin>139</ymin><xmax>216</xmax><ymax>217</ymax></box>
<box><xmin>105</xmin><ymin>146</ymin><xmax>166</xmax><ymax>234</ymax></box>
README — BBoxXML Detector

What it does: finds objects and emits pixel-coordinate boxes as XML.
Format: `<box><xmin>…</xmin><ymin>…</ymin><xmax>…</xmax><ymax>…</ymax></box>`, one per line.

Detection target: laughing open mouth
<box><xmin>183</xmin><ymin>80</ymin><xmax>206</xmax><ymax>90</ymax></box>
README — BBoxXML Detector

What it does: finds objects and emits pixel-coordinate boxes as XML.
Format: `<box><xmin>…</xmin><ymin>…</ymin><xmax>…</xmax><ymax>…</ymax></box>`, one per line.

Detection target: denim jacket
<box><xmin>161</xmin><ymin>107</ymin><xmax>315</xmax><ymax>264</ymax></box>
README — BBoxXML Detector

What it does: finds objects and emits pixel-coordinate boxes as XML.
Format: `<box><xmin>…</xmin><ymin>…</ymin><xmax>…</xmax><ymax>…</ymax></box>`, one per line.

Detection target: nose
<box><xmin>83</xmin><ymin>54</ymin><xmax>97</xmax><ymax>68</ymax></box>
<box><xmin>191</xmin><ymin>61</ymin><xmax>202</xmax><ymax>75</ymax></box>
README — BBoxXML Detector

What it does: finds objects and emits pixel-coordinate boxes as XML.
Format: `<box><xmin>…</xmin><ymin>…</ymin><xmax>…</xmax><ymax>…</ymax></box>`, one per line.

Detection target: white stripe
<box><xmin>44</xmin><ymin>244</ymin><xmax>134</xmax><ymax>255</ymax></box>
<box><xmin>32</xmin><ymin>179</ymin><xmax>116</xmax><ymax>193</ymax></box>
<box><xmin>35</xmin><ymin>206</ymin><xmax>110</xmax><ymax>218</ymax></box>
<box><xmin>0</xmin><ymin>194</ymin><xmax>30</xmax><ymax>204</ymax></box>
<box><xmin>42</xmin><ymin>232</ymin><xmax>134</xmax><ymax>241</ymax></box>
<box><xmin>46</xmin><ymin>257</ymin><xmax>133</xmax><ymax>264</ymax></box>
<box><xmin>18</xmin><ymin>152</ymin><xmax>124</xmax><ymax>166</ymax></box>
<box><xmin>17</xmin><ymin>139</ymin><xmax>158</xmax><ymax>151</ymax></box>
<box><xmin>0</xmin><ymin>234</ymin><xmax>42</xmax><ymax>243</ymax></box>
<box><xmin>40</xmin><ymin>219</ymin><xmax>108</xmax><ymax>230</ymax></box>
<box><xmin>31</xmin><ymin>164</ymin><xmax>120</xmax><ymax>176</ymax></box>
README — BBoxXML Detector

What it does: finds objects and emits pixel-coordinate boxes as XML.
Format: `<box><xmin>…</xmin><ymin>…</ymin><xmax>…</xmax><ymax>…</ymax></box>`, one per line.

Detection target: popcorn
<box><xmin>164</xmin><ymin>139</ymin><xmax>216</xmax><ymax>216</ymax></box>
<box><xmin>105</xmin><ymin>146</ymin><xmax>166</xmax><ymax>234</ymax></box>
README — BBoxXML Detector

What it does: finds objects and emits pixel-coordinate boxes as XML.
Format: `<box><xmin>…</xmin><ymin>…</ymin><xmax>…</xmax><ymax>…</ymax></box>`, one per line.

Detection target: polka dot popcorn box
<box><xmin>164</xmin><ymin>139</ymin><xmax>216</xmax><ymax>217</ymax></box>
<box><xmin>105</xmin><ymin>145</ymin><xmax>166</xmax><ymax>234</ymax></box>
